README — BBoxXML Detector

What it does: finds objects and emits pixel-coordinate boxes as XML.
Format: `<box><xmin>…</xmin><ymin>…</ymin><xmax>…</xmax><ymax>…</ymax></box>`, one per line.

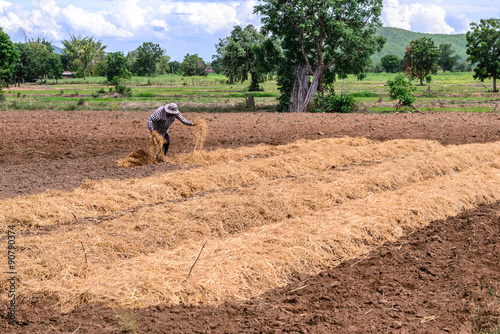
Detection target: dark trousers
<box><xmin>162</xmin><ymin>133</ymin><xmax>170</xmax><ymax>155</ymax></box>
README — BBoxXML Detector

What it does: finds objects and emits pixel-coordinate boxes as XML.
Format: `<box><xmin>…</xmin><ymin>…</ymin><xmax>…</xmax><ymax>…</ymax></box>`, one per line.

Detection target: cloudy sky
<box><xmin>0</xmin><ymin>0</ymin><xmax>498</xmax><ymax>62</ymax></box>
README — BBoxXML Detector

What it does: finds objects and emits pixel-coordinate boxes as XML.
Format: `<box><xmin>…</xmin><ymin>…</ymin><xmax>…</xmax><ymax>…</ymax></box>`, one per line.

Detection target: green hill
<box><xmin>372</xmin><ymin>27</ymin><xmax>467</xmax><ymax>63</ymax></box>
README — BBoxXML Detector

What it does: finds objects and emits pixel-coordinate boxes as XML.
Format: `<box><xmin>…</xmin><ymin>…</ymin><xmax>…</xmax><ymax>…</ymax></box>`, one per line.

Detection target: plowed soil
<box><xmin>1</xmin><ymin>110</ymin><xmax>500</xmax><ymax>333</ymax></box>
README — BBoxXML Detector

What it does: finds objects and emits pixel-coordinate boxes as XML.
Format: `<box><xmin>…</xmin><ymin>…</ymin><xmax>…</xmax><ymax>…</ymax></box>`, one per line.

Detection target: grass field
<box><xmin>1</xmin><ymin>72</ymin><xmax>497</xmax><ymax>113</ymax></box>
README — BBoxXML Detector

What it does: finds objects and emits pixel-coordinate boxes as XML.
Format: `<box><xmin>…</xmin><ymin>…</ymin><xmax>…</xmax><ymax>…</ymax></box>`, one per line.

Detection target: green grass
<box><xmin>1</xmin><ymin>72</ymin><xmax>497</xmax><ymax>112</ymax></box>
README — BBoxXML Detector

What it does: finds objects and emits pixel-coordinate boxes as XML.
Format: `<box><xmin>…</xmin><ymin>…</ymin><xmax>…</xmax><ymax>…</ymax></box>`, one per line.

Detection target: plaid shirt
<box><xmin>147</xmin><ymin>106</ymin><xmax>193</xmax><ymax>135</ymax></box>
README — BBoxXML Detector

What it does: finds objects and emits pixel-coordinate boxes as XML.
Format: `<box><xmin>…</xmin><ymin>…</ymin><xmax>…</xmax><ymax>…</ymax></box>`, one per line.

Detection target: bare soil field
<box><xmin>1</xmin><ymin>110</ymin><xmax>500</xmax><ymax>333</ymax></box>
<box><xmin>2</xmin><ymin>110</ymin><xmax>500</xmax><ymax>199</ymax></box>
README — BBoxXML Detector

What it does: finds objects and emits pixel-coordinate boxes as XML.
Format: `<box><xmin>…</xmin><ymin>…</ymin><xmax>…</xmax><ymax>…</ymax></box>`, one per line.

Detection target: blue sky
<box><xmin>1</xmin><ymin>0</ymin><xmax>498</xmax><ymax>62</ymax></box>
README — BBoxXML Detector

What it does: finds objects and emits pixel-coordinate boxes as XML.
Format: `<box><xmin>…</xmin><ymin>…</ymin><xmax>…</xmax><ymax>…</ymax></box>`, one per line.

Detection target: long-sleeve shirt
<box><xmin>147</xmin><ymin>106</ymin><xmax>193</xmax><ymax>135</ymax></box>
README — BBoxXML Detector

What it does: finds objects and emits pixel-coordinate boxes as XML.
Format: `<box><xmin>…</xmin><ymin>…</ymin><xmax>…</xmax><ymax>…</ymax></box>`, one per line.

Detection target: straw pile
<box><xmin>117</xmin><ymin>131</ymin><xmax>165</xmax><ymax>167</ymax></box>
<box><xmin>2</xmin><ymin>138</ymin><xmax>500</xmax><ymax>311</ymax></box>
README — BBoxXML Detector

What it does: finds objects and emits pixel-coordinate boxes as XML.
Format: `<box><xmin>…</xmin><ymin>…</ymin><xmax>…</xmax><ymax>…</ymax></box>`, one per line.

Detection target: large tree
<box><xmin>181</xmin><ymin>54</ymin><xmax>207</xmax><ymax>76</ymax></box>
<box><xmin>215</xmin><ymin>24</ymin><xmax>279</xmax><ymax>90</ymax></box>
<box><xmin>25</xmin><ymin>37</ymin><xmax>56</xmax><ymax>83</ymax></box>
<box><xmin>404</xmin><ymin>37</ymin><xmax>440</xmax><ymax>85</ymax></box>
<box><xmin>44</xmin><ymin>53</ymin><xmax>64</xmax><ymax>83</ymax></box>
<box><xmin>438</xmin><ymin>43</ymin><xmax>460</xmax><ymax>72</ymax></box>
<box><xmin>255</xmin><ymin>0</ymin><xmax>384</xmax><ymax>112</ymax></box>
<box><xmin>0</xmin><ymin>28</ymin><xmax>20</xmax><ymax>87</ymax></box>
<box><xmin>105</xmin><ymin>52</ymin><xmax>132</xmax><ymax>83</ymax></box>
<box><xmin>62</xmin><ymin>35</ymin><xmax>106</xmax><ymax>80</ymax></box>
<box><xmin>13</xmin><ymin>43</ymin><xmax>36</xmax><ymax>86</ymax></box>
<box><xmin>135</xmin><ymin>42</ymin><xmax>164</xmax><ymax>84</ymax></box>
<box><xmin>466</xmin><ymin>18</ymin><xmax>500</xmax><ymax>92</ymax></box>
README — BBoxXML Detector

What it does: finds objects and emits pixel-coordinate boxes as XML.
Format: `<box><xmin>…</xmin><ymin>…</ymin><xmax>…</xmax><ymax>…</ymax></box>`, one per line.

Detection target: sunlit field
<box><xmin>1</xmin><ymin>72</ymin><xmax>497</xmax><ymax>113</ymax></box>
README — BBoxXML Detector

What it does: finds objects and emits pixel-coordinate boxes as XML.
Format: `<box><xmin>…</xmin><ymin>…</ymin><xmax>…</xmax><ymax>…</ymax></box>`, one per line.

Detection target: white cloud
<box><xmin>61</xmin><ymin>5</ymin><xmax>133</xmax><ymax>38</ymax></box>
<box><xmin>383</xmin><ymin>0</ymin><xmax>455</xmax><ymax>34</ymax></box>
<box><xmin>0</xmin><ymin>0</ymin><xmax>12</xmax><ymax>15</ymax></box>
<box><xmin>159</xmin><ymin>2</ymin><xmax>240</xmax><ymax>34</ymax></box>
<box><xmin>112</xmin><ymin>0</ymin><xmax>149</xmax><ymax>30</ymax></box>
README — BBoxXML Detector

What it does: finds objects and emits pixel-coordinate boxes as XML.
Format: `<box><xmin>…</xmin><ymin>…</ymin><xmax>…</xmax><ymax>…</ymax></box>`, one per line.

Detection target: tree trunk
<box><xmin>494</xmin><ymin>76</ymin><xmax>497</xmax><ymax>92</ymax></box>
<box><xmin>249</xmin><ymin>72</ymin><xmax>260</xmax><ymax>91</ymax></box>
<box><xmin>289</xmin><ymin>65</ymin><xmax>309</xmax><ymax>112</ymax></box>
<box><xmin>289</xmin><ymin>65</ymin><xmax>323</xmax><ymax>112</ymax></box>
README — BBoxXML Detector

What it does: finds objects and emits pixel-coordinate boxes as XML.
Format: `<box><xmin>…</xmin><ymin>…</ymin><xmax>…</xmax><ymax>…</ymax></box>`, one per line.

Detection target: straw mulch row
<box><xmin>1</xmin><ymin>137</ymin><xmax>442</xmax><ymax>231</ymax></box>
<box><xmin>1</xmin><ymin>138</ymin><xmax>500</xmax><ymax>311</ymax></box>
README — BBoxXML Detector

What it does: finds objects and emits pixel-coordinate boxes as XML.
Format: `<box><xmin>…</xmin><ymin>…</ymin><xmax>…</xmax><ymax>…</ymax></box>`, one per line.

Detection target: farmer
<box><xmin>147</xmin><ymin>102</ymin><xmax>196</xmax><ymax>155</ymax></box>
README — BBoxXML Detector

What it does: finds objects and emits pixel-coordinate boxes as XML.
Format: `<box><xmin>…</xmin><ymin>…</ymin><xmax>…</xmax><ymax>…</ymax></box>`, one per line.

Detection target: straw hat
<box><xmin>165</xmin><ymin>103</ymin><xmax>180</xmax><ymax>115</ymax></box>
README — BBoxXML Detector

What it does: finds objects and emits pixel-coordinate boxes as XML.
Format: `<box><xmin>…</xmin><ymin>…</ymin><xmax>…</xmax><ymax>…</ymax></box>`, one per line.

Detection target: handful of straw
<box><xmin>192</xmin><ymin>118</ymin><xmax>207</xmax><ymax>152</ymax></box>
<box><xmin>149</xmin><ymin>131</ymin><xmax>167</xmax><ymax>162</ymax></box>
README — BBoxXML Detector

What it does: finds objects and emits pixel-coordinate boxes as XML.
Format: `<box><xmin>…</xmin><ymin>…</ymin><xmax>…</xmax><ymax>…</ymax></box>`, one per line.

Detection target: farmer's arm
<box><xmin>176</xmin><ymin>113</ymin><xmax>195</xmax><ymax>126</ymax></box>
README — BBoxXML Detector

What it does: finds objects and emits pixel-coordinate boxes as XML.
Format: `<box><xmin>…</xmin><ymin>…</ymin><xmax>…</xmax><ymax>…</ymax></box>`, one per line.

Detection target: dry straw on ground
<box><xmin>2</xmin><ymin>138</ymin><xmax>500</xmax><ymax>310</ymax></box>
<box><xmin>117</xmin><ymin>131</ymin><xmax>165</xmax><ymax>167</ymax></box>
<box><xmin>2</xmin><ymin>138</ymin><xmax>444</xmax><ymax>230</ymax></box>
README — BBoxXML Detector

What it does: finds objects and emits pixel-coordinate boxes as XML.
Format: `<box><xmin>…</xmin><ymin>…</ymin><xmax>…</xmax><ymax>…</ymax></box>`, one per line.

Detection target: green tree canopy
<box><xmin>12</xmin><ymin>42</ymin><xmax>36</xmax><ymax>86</ymax></box>
<box><xmin>404</xmin><ymin>37</ymin><xmax>440</xmax><ymax>85</ymax></box>
<box><xmin>156</xmin><ymin>54</ymin><xmax>171</xmax><ymax>75</ymax></box>
<box><xmin>62</xmin><ymin>35</ymin><xmax>106</xmax><ymax>80</ymax></box>
<box><xmin>255</xmin><ymin>0</ymin><xmax>385</xmax><ymax>112</ymax></box>
<box><xmin>44</xmin><ymin>53</ymin><xmax>64</xmax><ymax>83</ymax></box>
<box><xmin>135</xmin><ymin>42</ymin><xmax>164</xmax><ymax>84</ymax></box>
<box><xmin>105</xmin><ymin>52</ymin><xmax>132</xmax><ymax>83</ymax></box>
<box><xmin>214</xmin><ymin>24</ymin><xmax>279</xmax><ymax>90</ymax></box>
<box><xmin>466</xmin><ymin>18</ymin><xmax>500</xmax><ymax>92</ymax></box>
<box><xmin>381</xmin><ymin>54</ymin><xmax>402</xmax><ymax>73</ymax></box>
<box><xmin>438</xmin><ymin>43</ymin><xmax>460</xmax><ymax>72</ymax></box>
<box><xmin>0</xmin><ymin>28</ymin><xmax>20</xmax><ymax>87</ymax></box>
<box><xmin>181</xmin><ymin>54</ymin><xmax>207</xmax><ymax>76</ymax></box>
<box><xmin>387</xmin><ymin>73</ymin><xmax>419</xmax><ymax>112</ymax></box>
<box><xmin>168</xmin><ymin>60</ymin><xmax>182</xmax><ymax>74</ymax></box>
<box><xmin>25</xmin><ymin>37</ymin><xmax>59</xmax><ymax>83</ymax></box>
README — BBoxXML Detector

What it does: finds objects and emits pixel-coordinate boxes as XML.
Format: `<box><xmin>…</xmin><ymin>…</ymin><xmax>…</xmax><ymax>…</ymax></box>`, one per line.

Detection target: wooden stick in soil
<box><xmin>187</xmin><ymin>241</ymin><xmax>207</xmax><ymax>278</ymax></box>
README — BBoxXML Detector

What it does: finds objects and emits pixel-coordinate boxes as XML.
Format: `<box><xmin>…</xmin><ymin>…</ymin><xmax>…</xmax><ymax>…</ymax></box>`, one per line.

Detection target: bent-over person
<box><xmin>147</xmin><ymin>103</ymin><xmax>196</xmax><ymax>155</ymax></box>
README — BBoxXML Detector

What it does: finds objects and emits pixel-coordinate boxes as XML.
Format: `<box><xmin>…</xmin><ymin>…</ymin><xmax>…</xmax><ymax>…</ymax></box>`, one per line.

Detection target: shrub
<box><xmin>115</xmin><ymin>84</ymin><xmax>132</xmax><ymax>97</ymax></box>
<box><xmin>310</xmin><ymin>93</ymin><xmax>357</xmax><ymax>113</ymax></box>
<box><xmin>98</xmin><ymin>88</ymin><xmax>106</xmax><ymax>94</ymax></box>
<box><xmin>136</xmin><ymin>92</ymin><xmax>156</xmax><ymax>98</ymax></box>
<box><xmin>63</xmin><ymin>103</ymin><xmax>78</xmax><ymax>111</ymax></box>
<box><xmin>387</xmin><ymin>74</ymin><xmax>417</xmax><ymax>109</ymax></box>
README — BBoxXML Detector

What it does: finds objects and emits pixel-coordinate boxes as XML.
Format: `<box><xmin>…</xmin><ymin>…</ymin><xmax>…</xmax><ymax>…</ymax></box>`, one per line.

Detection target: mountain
<box><xmin>53</xmin><ymin>45</ymin><xmax>64</xmax><ymax>55</ymax></box>
<box><xmin>372</xmin><ymin>27</ymin><xmax>468</xmax><ymax>63</ymax></box>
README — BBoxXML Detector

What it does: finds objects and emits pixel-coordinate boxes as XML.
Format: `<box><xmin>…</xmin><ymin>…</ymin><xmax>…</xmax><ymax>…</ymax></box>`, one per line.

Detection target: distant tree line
<box><xmin>374</xmin><ymin>41</ymin><xmax>469</xmax><ymax>75</ymax></box>
<box><xmin>0</xmin><ymin>28</ymin><xmax>218</xmax><ymax>89</ymax></box>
